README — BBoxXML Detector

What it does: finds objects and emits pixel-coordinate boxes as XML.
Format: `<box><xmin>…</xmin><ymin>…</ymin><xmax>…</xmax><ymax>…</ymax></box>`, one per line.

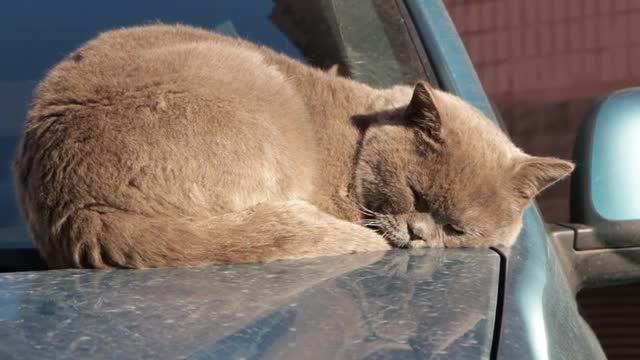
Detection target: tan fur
<box><xmin>14</xmin><ymin>24</ymin><xmax>574</xmax><ymax>268</ymax></box>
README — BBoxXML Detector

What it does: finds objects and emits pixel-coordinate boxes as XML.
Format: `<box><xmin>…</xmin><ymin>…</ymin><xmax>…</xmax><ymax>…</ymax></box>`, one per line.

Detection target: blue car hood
<box><xmin>0</xmin><ymin>249</ymin><xmax>499</xmax><ymax>359</ymax></box>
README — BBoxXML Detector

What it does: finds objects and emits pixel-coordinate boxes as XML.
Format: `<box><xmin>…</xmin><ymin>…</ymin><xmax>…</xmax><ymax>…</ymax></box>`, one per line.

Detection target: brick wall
<box><xmin>444</xmin><ymin>0</ymin><xmax>640</xmax><ymax>222</ymax></box>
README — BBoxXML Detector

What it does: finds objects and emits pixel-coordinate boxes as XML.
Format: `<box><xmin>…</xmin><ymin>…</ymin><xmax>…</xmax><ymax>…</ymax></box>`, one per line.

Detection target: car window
<box><xmin>0</xmin><ymin>1</ymin><xmax>430</xmax><ymax>253</ymax></box>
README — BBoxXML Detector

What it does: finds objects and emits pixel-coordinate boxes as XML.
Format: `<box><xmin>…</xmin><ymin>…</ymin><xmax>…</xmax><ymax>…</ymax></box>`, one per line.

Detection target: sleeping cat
<box><xmin>14</xmin><ymin>24</ymin><xmax>573</xmax><ymax>268</ymax></box>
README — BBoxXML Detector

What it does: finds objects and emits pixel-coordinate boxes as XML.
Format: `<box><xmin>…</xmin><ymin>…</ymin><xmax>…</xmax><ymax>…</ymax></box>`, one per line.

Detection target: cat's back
<box><xmin>32</xmin><ymin>24</ymin><xmax>296</xmax><ymax>117</ymax></box>
<box><xmin>18</xmin><ymin>24</ymin><xmax>316</xmax><ymax>225</ymax></box>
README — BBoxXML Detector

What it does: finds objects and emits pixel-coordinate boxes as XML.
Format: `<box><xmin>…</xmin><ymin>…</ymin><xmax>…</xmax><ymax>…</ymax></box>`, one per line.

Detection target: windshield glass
<box><xmin>0</xmin><ymin>1</ymin><xmax>428</xmax><ymax>255</ymax></box>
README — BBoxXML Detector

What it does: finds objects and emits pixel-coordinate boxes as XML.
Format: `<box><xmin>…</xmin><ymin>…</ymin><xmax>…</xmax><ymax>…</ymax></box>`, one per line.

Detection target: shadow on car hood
<box><xmin>0</xmin><ymin>249</ymin><xmax>499</xmax><ymax>359</ymax></box>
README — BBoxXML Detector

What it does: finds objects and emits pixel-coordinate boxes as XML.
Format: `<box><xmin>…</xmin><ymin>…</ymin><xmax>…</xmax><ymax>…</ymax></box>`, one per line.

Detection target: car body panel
<box><xmin>0</xmin><ymin>249</ymin><xmax>498</xmax><ymax>359</ymax></box>
<box><xmin>496</xmin><ymin>209</ymin><xmax>606</xmax><ymax>360</ymax></box>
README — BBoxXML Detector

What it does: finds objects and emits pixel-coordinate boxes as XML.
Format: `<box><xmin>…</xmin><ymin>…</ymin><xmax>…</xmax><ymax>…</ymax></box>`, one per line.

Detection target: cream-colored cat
<box><xmin>14</xmin><ymin>24</ymin><xmax>573</xmax><ymax>268</ymax></box>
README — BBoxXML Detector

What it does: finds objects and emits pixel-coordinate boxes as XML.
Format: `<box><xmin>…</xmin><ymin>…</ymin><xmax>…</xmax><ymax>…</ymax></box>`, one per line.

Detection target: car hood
<box><xmin>0</xmin><ymin>249</ymin><xmax>499</xmax><ymax>359</ymax></box>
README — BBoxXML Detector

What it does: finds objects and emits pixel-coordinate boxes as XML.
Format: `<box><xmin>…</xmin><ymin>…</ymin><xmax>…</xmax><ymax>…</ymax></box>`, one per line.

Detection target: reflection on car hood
<box><xmin>0</xmin><ymin>249</ymin><xmax>499</xmax><ymax>359</ymax></box>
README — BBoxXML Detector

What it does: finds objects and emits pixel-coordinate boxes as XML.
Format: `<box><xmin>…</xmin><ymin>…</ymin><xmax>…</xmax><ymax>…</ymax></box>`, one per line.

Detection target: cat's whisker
<box><xmin>361</xmin><ymin>220</ymin><xmax>382</xmax><ymax>230</ymax></box>
<box><xmin>357</xmin><ymin>203</ymin><xmax>378</xmax><ymax>216</ymax></box>
<box><xmin>358</xmin><ymin>209</ymin><xmax>375</xmax><ymax>217</ymax></box>
<box><xmin>360</xmin><ymin>218</ymin><xmax>381</xmax><ymax>224</ymax></box>
<box><xmin>361</xmin><ymin>222</ymin><xmax>380</xmax><ymax>228</ymax></box>
<box><xmin>360</xmin><ymin>209</ymin><xmax>376</xmax><ymax>216</ymax></box>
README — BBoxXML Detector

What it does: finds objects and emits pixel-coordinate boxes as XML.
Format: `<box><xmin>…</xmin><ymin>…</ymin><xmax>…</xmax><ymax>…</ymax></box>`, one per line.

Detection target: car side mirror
<box><xmin>549</xmin><ymin>88</ymin><xmax>640</xmax><ymax>291</ymax></box>
<box><xmin>571</xmin><ymin>87</ymin><xmax>640</xmax><ymax>250</ymax></box>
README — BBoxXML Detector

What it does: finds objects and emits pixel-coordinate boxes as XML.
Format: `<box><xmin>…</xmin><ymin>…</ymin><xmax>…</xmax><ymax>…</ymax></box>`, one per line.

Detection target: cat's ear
<box><xmin>405</xmin><ymin>81</ymin><xmax>442</xmax><ymax>144</ymax></box>
<box><xmin>512</xmin><ymin>156</ymin><xmax>575</xmax><ymax>200</ymax></box>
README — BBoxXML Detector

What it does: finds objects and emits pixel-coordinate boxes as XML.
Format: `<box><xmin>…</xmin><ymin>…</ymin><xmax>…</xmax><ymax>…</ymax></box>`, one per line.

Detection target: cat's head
<box><xmin>355</xmin><ymin>81</ymin><xmax>574</xmax><ymax>248</ymax></box>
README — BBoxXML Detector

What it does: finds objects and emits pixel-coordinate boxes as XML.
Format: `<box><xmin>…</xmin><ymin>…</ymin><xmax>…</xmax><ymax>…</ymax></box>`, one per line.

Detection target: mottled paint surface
<box><xmin>0</xmin><ymin>249</ymin><xmax>498</xmax><ymax>360</ymax></box>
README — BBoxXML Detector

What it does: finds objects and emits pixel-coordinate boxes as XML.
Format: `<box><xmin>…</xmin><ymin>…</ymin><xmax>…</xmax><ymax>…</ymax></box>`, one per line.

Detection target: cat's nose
<box><xmin>407</xmin><ymin>222</ymin><xmax>426</xmax><ymax>241</ymax></box>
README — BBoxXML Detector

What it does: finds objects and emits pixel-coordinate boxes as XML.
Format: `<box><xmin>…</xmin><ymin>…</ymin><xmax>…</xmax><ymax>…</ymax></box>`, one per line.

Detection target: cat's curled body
<box><xmin>15</xmin><ymin>24</ymin><xmax>573</xmax><ymax>268</ymax></box>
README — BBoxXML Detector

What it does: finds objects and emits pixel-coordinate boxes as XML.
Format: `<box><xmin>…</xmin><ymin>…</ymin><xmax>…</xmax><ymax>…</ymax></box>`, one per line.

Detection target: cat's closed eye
<box><xmin>443</xmin><ymin>223</ymin><xmax>465</xmax><ymax>236</ymax></box>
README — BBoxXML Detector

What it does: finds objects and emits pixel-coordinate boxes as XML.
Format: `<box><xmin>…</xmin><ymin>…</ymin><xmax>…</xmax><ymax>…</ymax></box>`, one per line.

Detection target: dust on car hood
<box><xmin>0</xmin><ymin>248</ymin><xmax>499</xmax><ymax>359</ymax></box>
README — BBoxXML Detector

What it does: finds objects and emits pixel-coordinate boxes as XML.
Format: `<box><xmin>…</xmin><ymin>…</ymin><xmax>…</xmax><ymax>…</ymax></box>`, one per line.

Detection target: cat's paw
<box><xmin>386</xmin><ymin>236</ymin><xmax>443</xmax><ymax>249</ymax></box>
<box><xmin>407</xmin><ymin>240</ymin><xmax>428</xmax><ymax>249</ymax></box>
<box><xmin>349</xmin><ymin>229</ymin><xmax>394</xmax><ymax>252</ymax></box>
